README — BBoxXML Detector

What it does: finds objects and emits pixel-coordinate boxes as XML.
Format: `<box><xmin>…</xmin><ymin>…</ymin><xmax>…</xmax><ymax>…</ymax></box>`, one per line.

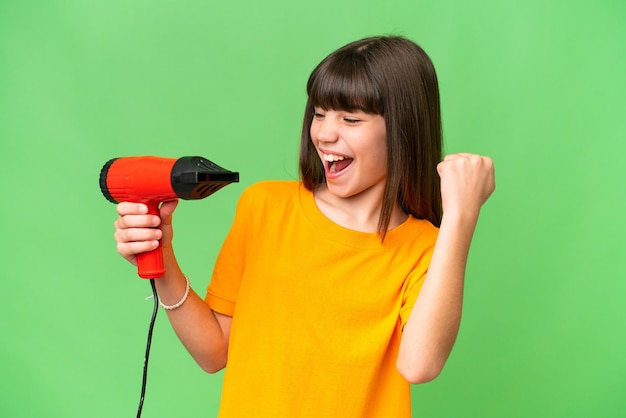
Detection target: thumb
<box><xmin>159</xmin><ymin>199</ymin><xmax>179</xmax><ymax>225</ymax></box>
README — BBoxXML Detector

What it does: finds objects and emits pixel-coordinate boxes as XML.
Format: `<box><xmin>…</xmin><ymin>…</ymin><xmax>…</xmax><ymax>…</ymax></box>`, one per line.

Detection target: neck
<box><xmin>313</xmin><ymin>184</ymin><xmax>407</xmax><ymax>233</ymax></box>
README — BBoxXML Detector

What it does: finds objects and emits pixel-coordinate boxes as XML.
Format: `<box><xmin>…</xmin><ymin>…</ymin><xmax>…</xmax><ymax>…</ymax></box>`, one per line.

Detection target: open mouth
<box><xmin>323</xmin><ymin>153</ymin><xmax>353</xmax><ymax>174</ymax></box>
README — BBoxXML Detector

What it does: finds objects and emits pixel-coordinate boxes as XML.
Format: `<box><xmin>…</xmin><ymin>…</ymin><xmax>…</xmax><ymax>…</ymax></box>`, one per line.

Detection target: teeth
<box><xmin>323</xmin><ymin>153</ymin><xmax>346</xmax><ymax>162</ymax></box>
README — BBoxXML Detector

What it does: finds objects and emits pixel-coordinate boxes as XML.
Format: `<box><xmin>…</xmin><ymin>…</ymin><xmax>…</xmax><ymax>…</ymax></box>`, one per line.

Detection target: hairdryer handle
<box><xmin>136</xmin><ymin>202</ymin><xmax>166</xmax><ymax>279</ymax></box>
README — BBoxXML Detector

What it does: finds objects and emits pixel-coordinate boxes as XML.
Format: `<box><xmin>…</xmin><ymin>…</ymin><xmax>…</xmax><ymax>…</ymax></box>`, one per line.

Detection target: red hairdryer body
<box><xmin>99</xmin><ymin>156</ymin><xmax>238</xmax><ymax>278</ymax></box>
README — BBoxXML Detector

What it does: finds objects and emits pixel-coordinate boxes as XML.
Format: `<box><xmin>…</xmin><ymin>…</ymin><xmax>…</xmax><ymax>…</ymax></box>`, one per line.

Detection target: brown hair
<box><xmin>299</xmin><ymin>36</ymin><xmax>443</xmax><ymax>237</ymax></box>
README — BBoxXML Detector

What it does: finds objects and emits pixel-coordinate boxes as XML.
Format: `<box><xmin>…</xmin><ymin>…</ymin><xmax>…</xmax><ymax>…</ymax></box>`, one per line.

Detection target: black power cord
<box><xmin>137</xmin><ymin>279</ymin><xmax>159</xmax><ymax>418</ymax></box>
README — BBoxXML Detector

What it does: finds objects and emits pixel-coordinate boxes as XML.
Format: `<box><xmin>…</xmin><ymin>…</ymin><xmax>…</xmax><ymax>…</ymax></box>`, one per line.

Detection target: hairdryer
<box><xmin>99</xmin><ymin>156</ymin><xmax>239</xmax><ymax>279</ymax></box>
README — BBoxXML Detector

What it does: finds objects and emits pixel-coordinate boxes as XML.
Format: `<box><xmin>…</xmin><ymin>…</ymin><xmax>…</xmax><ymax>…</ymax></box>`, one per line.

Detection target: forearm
<box><xmin>397</xmin><ymin>211</ymin><xmax>478</xmax><ymax>383</ymax></box>
<box><xmin>154</xmin><ymin>247</ymin><xmax>229</xmax><ymax>373</ymax></box>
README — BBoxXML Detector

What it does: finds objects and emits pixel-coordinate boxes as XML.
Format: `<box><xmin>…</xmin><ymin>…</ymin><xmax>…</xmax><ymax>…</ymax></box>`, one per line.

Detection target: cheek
<box><xmin>373</xmin><ymin>136</ymin><xmax>388</xmax><ymax>173</ymax></box>
<box><xmin>309</xmin><ymin>121</ymin><xmax>319</xmax><ymax>144</ymax></box>
<box><xmin>374</xmin><ymin>133</ymin><xmax>388</xmax><ymax>160</ymax></box>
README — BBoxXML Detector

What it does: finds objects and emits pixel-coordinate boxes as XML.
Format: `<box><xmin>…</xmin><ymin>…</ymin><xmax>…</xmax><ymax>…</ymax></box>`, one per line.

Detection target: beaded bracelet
<box><xmin>159</xmin><ymin>275</ymin><xmax>190</xmax><ymax>310</ymax></box>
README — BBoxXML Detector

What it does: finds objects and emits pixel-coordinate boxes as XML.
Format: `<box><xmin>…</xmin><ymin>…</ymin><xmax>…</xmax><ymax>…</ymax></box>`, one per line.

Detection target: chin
<box><xmin>324</xmin><ymin>182</ymin><xmax>357</xmax><ymax>199</ymax></box>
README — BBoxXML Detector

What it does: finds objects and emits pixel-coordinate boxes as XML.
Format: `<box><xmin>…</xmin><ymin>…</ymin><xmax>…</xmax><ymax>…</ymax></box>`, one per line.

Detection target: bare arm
<box><xmin>115</xmin><ymin>200</ymin><xmax>231</xmax><ymax>373</ymax></box>
<box><xmin>396</xmin><ymin>153</ymin><xmax>495</xmax><ymax>384</ymax></box>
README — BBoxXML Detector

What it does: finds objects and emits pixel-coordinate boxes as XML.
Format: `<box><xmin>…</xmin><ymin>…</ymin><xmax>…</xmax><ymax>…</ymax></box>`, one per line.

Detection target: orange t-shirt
<box><xmin>206</xmin><ymin>181</ymin><xmax>438</xmax><ymax>417</ymax></box>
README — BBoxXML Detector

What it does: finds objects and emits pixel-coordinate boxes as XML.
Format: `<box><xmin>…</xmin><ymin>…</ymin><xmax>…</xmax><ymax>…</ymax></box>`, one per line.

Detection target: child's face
<box><xmin>310</xmin><ymin>107</ymin><xmax>387</xmax><ymax>200</ymax></box>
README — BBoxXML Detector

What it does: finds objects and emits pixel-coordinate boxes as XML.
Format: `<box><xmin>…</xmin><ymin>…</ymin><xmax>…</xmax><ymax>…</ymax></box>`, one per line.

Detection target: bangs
<box><xmin>307</xmin><ymin>53</ymin><xmax>383</xmax><ymax>115</ymax></box>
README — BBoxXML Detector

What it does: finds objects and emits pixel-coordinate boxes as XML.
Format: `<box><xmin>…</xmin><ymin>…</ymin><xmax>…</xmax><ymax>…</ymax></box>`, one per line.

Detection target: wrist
<box><xmin>441</xmin><ymin>208</ymin><xmax>479</xmax><ymax>228</ymax></box>
<box><xmin>438</xmin><ymin>210</ymin><xmax>480</xmax><ymax>249</ymax></box>
<box><xmin>154</xmin><ymin>271</ymin><xmax>190</xmax><ymax>307</ymax></box>
<box><xmin>159</xmin><ymin>275</ymin><xmax>190</xmax><ymax>310</ymax></box>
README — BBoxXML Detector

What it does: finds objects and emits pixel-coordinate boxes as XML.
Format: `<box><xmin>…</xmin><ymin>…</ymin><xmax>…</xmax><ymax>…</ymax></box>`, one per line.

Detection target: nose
<box><xmin>313</xmin><ymin>117</ymin><xmax>339</xmax><ymax>144</ymax></box>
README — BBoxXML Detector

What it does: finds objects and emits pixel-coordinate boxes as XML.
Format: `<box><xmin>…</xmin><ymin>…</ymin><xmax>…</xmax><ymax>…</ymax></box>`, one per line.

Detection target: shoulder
<box><xmin>414</xmin><ymin>218</ymin><xmax>439</xmax><ymax>238</ymax></box>
<box><xmin>231</xmin><ymin>180</ymin><xmax>303</xmax><ymax>233</ymax></box>
<box><xmin>240</xmin><ymin>180</ymin><xmax>300</xmax><ymax>202</ymax></box>
<box><xmin>413</xmin><ymin>218</ymin><xmax>439</xmax><ymax>244</ymax></box>
<box><xmin>236</xmin><ymin>180</ymin><xmax>301</xmax><ymax>211</ymax></box>
<box><xmin>243</xmin><ymin>180</ymin><xmax>300</xmax><ymax>196</ymax></box>
<box><xmin>389</xmin><ymin>216</ymin><xmax>439</xmax><ymax>250</ymax></box>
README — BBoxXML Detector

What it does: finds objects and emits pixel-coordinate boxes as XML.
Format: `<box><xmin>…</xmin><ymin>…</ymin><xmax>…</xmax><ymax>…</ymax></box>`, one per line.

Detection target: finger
<box><xmin>443</xmin><ymin>153</ymin><xmax>484</xmax><ymax>162</ymax></box>
<box><xmin>442</xmin><ymin>153</ymin><xmax>473</xmax><ymax>160</ymax></box>
<box><xmin>117</xmin><ymin>240</ymin><xmax>159</xmax><ymax>259</ymax></box>
<box><xmin>481</xmin><ymin>155</ymin><xmax>494</xmax><ymax>169</ymax></box>
<box><xmin>159</xmin><ymin>200</ymin><xmax>179</xmax><ymax>225</ymax></box>
<box><xmin>443</xmin><ymin>154</ymin><xmax>493</xmax><ymax>170</ymax></box>
<box><xmin>116</xmin><ymin>202</ymin><xmax>150</xmax><ymax>216</ymax></box>
<box><xmin>437</xmin><ymin>155</ymin><xmax>461</xmax><ymax>174</ymax></box>
<box><xmin>436</xmin><ymin>160</ymin><xmax>445</xmax><ymax>176</ymax></box>
<box><xmin>114</xmin><ymin>214</ymin><xmax>160</xmax><ymax>230</ymax></box>
<box><xmin>454</xmin><ymin>152</ymin><xmax>478</xmax><ymax>158</ymax></box>
<box><xmin>115</xmin><ymin>226</ymin><xmax>162</xmax><ymax>244</ymax></box>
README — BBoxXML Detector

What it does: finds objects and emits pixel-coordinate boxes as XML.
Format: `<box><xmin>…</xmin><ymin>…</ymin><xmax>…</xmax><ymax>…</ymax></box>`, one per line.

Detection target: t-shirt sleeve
<box><xmin>399</xmin><ymin>226</ymin><xmax>438</xmax><ymax>329</ymax></box>
<box><xmin>204</xmin><ymin>186</ymin><xmax>254</xmax><ymax>316</ymax></box>
<box><xmin>399</xmin><ymin>269</ymin><xmax>428</xmax><ymax>329</ymax></box>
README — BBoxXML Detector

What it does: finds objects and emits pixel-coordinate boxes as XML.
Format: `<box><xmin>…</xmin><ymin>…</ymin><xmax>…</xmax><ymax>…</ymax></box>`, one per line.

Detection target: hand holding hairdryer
<box><xmin>99</xmin><ymin>156</ymin><xmax>239</xmax><ymax>278</ymax></box>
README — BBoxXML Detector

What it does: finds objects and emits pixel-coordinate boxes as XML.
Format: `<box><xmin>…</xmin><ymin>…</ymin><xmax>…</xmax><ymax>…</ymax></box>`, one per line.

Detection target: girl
<box><xmin>113</xmin><ymin>36</ymin><xmax>495</xmax><ymax>417</ymax></box>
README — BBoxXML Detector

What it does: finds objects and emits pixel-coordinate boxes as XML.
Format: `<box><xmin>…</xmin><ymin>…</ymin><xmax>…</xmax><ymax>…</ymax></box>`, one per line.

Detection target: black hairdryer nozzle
<box><xmin>171</xmin><ymin>156</ymin><xmax>239</xmax><ymax>200</ymax></box>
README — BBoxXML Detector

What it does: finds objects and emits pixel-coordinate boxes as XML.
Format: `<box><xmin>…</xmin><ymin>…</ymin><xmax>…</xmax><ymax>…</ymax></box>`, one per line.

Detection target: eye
<box><xmin>344</xmin><ymin>117</ymin><xmax>361</xmax><ymax>124</ymax></box>
<box><xmin>312</xmin><ymin>108</ymin><xmax>326</xmax><ymax>119</ymax></box>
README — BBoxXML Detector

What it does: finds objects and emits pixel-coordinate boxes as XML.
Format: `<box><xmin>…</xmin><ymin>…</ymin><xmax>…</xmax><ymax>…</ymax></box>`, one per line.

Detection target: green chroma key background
<box><xmin>1</xmin><ymin>0</ymin><xmax>624</xmax><ymax>416</ymax></box>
